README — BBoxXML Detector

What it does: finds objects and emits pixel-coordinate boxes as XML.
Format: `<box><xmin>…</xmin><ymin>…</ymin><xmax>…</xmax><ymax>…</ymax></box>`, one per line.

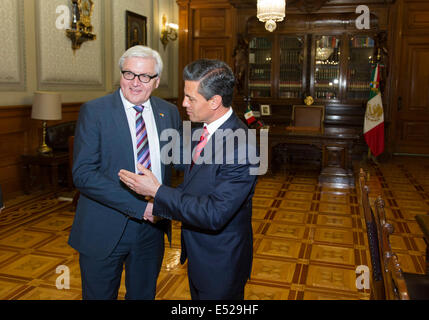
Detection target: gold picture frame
<box><xmin>126</xmin><ymin>11</ymin><xmax>147</xmax><ymax>49</ymax></box>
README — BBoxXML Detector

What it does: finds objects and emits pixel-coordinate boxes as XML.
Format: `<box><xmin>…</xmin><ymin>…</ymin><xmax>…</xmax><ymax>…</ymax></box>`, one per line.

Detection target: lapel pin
<box><xmin>159</xmin><ymin>113</ymin><xmax>165</xmax><ymax>117</ymax></box>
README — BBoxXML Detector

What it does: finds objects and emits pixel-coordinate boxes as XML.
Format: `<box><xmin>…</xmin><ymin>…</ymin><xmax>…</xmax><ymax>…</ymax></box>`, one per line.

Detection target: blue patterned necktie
<box><xmin>133</xmin><ymin>105</ymin><xmax>151</xmax><ymax>172</ymax></box>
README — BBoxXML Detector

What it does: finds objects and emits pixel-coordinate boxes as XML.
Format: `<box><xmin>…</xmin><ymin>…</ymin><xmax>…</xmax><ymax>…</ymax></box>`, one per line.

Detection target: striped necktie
<box><xmin>133</xmin><ymin>105</ymin><xmax>151</xmax><ymax>172</ymax></box>
<box><xmin>191</xmin><ymin>126</ymin><xmax>209</xmax><ymax>170</ymax></box>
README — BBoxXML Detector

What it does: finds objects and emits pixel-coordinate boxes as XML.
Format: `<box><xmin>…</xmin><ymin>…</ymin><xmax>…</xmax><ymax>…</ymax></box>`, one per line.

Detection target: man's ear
<box><xmin>209</xmin><ymin>95</ymin><xmax>222</xmax><ymax>110</ymax></box>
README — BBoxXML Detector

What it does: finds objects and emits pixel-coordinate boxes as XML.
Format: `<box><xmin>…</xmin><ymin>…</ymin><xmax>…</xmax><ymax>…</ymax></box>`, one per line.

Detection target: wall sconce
<box><xmin>31</xmin><ymin>92</ymin><xmax>62</xmax><ymax>154</ymax></box>
<box><xmin>160</xmin><ymin>14</ymin><xmax>178</xmax><ymax>50</ymax></box>
<box><xmin>66</xmin><ymin>0</ymin><xmax>96</xmax><ymax>52</ymax></box>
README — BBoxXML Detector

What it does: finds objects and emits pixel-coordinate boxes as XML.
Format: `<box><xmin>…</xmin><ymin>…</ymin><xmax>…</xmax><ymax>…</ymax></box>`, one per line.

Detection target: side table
<box><xmin>21</xmin><ymin>152</ymin><xmax>70</xmax><ymax>194</ymax></box>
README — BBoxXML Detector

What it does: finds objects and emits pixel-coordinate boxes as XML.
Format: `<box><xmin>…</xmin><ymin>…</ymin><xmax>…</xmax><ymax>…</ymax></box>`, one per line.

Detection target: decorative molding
<box><xmin>36</xmin><ymin>0</ymin><xmax>105</xmax><ymax>91</ymax></box>
<box><xmin>0</xmin><ymin>0</ymin><xmax>26</xmax><ymax>91</ymax></box>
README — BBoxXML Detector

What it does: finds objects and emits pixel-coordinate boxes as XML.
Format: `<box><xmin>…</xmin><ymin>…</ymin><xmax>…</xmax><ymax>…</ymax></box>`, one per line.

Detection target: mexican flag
<box><xmin>364</xmin><ymin>63</ymin><xmax>384</xmax><ymax>157</ymax></box>
<box><xmin>244</xmin><ymin>105</ymin><xmax>256</xmax><ymax>125</ymax></box>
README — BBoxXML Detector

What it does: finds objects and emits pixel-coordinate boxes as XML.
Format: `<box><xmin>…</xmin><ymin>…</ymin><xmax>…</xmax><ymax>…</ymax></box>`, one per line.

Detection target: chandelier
<box><xmin>257</xmin><ymin>0</ymin><xmax>286</xmax><ymax>32</ymax></box>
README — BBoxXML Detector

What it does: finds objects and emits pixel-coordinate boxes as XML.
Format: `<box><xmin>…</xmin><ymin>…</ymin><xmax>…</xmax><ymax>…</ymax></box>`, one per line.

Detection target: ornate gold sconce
<box><xmin>66</xmin><ymin>0</ymin><xmax>96</xmax><ymax>52</ymax></box>
<box><xmin>160</xmin><ymin>14</ymin><xmax>178</xmax><ymax>50</ymax></box>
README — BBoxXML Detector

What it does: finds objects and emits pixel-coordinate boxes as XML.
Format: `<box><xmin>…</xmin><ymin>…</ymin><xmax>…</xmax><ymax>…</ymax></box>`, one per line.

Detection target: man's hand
<box><xmin>118</xmin><ymin>164</ymin><xmax>161</xmax><ymax>198</ymax></box>
<box><xmin>143</xmin><ymin>201</ymin><xmax>161</xmax><ymax>223</ymax></box>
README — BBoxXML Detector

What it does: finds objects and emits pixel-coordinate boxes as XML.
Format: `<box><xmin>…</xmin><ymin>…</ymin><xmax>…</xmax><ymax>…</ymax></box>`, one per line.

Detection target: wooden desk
<box><xmin>266</xmin><ymin>126</ymin><xmax>360</xmax><ymax>187</ymax></box>
<box><xmin>21</xmin><ymin>152</ymin><xmax>69</xmax><ymax>194</ymax></box>
<box><xmin>415</xmin><ymin>214</ymin><xmax>429</xmax><ymax>274</ymax></box>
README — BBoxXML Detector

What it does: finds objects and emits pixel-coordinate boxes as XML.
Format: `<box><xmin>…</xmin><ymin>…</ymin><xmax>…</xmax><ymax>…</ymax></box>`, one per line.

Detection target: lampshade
<box><xmin>31</xmin><ymin>91</ymin><xmax>62</xmax><ymax>120</ymax></box>
<box><xmin>257</xmin><ymin>0</ymin><xmax>286</xmax><ymax>32</ymax></box>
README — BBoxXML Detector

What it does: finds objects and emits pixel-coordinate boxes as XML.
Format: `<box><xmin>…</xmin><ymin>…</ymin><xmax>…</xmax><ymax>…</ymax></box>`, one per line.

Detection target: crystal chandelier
<box><xmin>257</xmin><ymin>0</ymin><xmax>286</xmax><ymax>32</ymax></box>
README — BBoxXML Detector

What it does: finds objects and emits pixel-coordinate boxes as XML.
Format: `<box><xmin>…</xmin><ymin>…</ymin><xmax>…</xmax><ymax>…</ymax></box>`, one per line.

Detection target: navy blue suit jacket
<box><xmin>153</xmin><ymin>112</ymin><xmax>258</xmax><ymax>295</ymax></box>
<box><xmin>68</xmin><ymin>89</ymin><xmax>181</xmax><ymax>260</ymax></box>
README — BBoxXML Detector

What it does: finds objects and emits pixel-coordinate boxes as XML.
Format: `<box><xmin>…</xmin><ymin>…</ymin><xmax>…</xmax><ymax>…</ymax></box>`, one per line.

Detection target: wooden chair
<box><xmin>373</xmin><ymin>196</ymin><xmax>410</xmax><ymax>299</ymax></box>
<box><xmin>358</xmin><ymin>168</ymin><xmax>385</xmax><ymax>299</ymax></box>
<box><xmin>68</xmin><ymin>136</ymin><xmax>80</xmax><ymax>209</ymax></box>
<box><xmin>280</xmin><ymin>105</ymin><xmax>325</xmax><ymax>170</ymax></box>
<box><xmin>374</xmin><ymin>196</ymin><xmax>429</xmax><ymax>300</ymax></box>
<box><xmin>286</xmin><ymin>105</ymin><xmax>325</xmax><ymax>133</ymax></box>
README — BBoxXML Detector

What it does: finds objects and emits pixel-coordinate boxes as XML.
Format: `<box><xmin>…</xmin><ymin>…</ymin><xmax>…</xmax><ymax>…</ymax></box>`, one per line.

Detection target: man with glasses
<box><xmin>68</xmin><ymin>46</ymin><xmax>182</xmax><ymax>300</ymax></box>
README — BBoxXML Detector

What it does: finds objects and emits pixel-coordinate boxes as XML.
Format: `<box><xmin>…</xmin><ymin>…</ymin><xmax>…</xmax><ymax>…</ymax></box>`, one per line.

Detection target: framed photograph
<box><xmin>126</xmin><ymin>11</ymin><xmax>147</xmax><ymax>49</ymax></box>
<box><xmin>260</xmin><ymin>104</ymin><xmax>271</xmax><ymax>116</ymax></box>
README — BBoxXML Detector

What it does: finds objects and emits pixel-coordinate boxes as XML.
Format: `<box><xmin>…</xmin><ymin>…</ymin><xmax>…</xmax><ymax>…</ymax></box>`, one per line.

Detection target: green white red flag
<box><xmin>244</xmin><ymin>104</ymin><xmax>256</xmax><ymax>125</ymax></box>
<box><xmin>364</xmin><ymin>63</ymin><xmax>384</xmax><ymax>157</ymax></box>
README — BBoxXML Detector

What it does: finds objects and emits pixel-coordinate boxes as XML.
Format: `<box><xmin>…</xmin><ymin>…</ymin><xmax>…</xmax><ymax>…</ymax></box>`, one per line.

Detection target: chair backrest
<box><xmin>46</xmin><ymin>121</ymin><xmax>77</xmax><ymax>151</ymax></box>
<box><xmin>358</xmin><ymin>168</ymin><xmax>385</xmax><ymax>299</ymax></box>
<box><xmin>374</xmin><ymin>196</ymin><xmax>410</xmax><ymax>300</ymax></box>
<box><xmin>291</xmin><ymin>105</ymin><xmax>325</xmax><ymax>132</ymax></box>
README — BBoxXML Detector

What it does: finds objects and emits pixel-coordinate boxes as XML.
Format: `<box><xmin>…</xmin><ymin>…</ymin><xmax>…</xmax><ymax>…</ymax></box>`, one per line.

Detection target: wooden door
<box><xmin>394</xmin><ymin>36</ymin><xmax>429</xmax><ymax>154</ymax></box>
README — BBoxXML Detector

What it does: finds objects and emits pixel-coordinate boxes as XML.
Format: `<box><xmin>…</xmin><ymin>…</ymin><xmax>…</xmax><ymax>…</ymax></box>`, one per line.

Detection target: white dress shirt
<box><xmin>204</xmin><ymin>107</ymin><xmax>233</xmax><ymax>141</ymax></box>
<box><xmin>120</xmin><ymin>90</ymin><xmax>163</xmax><ymax>184</ymax></box>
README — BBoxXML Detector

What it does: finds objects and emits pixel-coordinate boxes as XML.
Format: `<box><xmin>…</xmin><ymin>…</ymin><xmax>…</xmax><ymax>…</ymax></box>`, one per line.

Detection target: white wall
<box><xmin>0</xmin><ymin>0</ymin><xmax>179</xmax><ymax>106</ymax></box>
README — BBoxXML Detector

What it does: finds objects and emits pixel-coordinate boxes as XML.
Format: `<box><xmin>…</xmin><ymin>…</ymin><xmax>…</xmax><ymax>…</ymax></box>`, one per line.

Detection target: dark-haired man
<box><xmin>119</xmin><ymin>59</ymin><xmax>258</xmax><ymax>300</ymax></box>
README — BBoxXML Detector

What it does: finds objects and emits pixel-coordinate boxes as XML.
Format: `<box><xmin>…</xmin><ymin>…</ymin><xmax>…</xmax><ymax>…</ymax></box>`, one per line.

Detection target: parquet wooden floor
<box><xmin>0</xmin><ymin>157</ymin><xmax>427</xmax><ymax>300</ymax></box>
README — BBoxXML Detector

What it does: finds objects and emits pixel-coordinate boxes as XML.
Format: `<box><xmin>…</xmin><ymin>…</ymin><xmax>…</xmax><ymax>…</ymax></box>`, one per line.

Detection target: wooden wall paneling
<box><xmin>0</xmin><ymin>106</ymin><xmax>33</xmax><ymax>198</ymax></box>
<box><xmin>192</xmin><ymin>7</ymin><xmax>233</xmax><ymax>66</ymax></box>
<box><xmin>390</xmin><ymin>0</ymin><xmax>429</xmax><ymax>155</ymax></box>
<box><xmin>401</xmin><ymin>38</ymin><xmax>429</xmax><ymax>112</ymax></box>
<box><xmin>403</xmin><ymin>0</ymin><xmax>429</xmax><ymax>34</ymax></box>
<box><xmin>394</xmin><ymin>36</ymin><xmax>429</xmax><ymax>154</ymax></box>
<box><xmin>193</xmin><ymin>38</ymin><xmax>231</xmax><ymax>62</ymax></box>
<box><xmin>385</xmin><ymin>0</ymin><xmax>403</xmax><ymax>155</ymax></box>
<box><xmin>0</xmin><ymin>103</ymin><xmax>82</xmax><ymax>199</ymax></box>
<box><xmin>177</xmin><ymin>0</ymin><xmax>191</xmax><ymax>119</ymax></box>
<box><xmin>176</xmin><ymin>0</ymin><xmax>235</xmax><ymax>120</ymax></box>
<box><xmin>193</xmin><ymin>8</ymin><xmax>231</xmax><ymax>38</ymax></box>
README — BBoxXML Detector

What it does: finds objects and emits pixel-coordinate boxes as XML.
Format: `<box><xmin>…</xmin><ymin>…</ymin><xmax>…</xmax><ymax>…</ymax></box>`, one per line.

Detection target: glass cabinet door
<box><xmin>279</xmin><ymin>36</ymin><xmax>305</xmax><ymax>99</ymax></box>
<box><xmin>347</xmin><ymin>35</ymin><xmax>374</xmax><ymax>100</ymax></box>
<box><xmin>314</xmin><ymin>35</ymin><xmax>341</xmax><ymax>100</ymax></box>
<box><xmin>248</xmin><ymin>37</ymin><xmax>272</xmax><ymax>98</ymax></box>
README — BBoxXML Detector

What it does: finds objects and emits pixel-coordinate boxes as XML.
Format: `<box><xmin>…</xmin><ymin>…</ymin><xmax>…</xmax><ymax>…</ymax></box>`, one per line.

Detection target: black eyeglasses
<box><xmin>121</xmin><ymin>71</ymin><xmax>158</xmax><ymax>83</ymax></box>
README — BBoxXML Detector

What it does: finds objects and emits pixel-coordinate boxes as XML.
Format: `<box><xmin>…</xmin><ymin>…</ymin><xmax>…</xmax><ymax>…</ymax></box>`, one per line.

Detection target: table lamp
<box><xmin>31</xmin><ymin>91</ymin><xmax>62</xmax><ymax>154</ymax></box>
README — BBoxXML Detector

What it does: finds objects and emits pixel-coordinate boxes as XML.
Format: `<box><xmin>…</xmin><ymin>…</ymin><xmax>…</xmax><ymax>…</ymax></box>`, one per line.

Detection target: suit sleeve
<box><xmin>153</xmin><ymin>163</ymin><xmax>256</xmax><ymax>231</ymax></box>
<box><xmin>172</xmin><ymin>110</ymin><xmax>186</xmax><ymax>172</ymax></box>
<box><xmin>72</xmin><ymin>103</ymin><xmax>148</xmax><ymax>219</ymax></box>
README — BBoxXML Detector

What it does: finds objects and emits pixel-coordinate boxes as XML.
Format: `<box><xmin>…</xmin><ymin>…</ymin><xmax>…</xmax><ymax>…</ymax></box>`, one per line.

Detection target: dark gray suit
<box><xmin>68</xmin><ymin>89</ymin><xmax>181</xmax><ymax>299</ymax></box>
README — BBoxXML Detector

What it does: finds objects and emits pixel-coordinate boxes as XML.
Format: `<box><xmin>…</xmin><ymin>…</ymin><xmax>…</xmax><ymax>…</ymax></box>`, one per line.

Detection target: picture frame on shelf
<box><xmin>260</xmin><ymin>104</ymin><xmax>271</xmax><ymax>116</ymax></box>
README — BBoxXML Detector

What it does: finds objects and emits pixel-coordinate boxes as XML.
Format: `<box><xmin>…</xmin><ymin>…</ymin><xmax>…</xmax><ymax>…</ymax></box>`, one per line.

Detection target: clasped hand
<box><xmin>118</xmin><ymin>164</ymin><xmax>162</xmax><ymax>223</ymax></box>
